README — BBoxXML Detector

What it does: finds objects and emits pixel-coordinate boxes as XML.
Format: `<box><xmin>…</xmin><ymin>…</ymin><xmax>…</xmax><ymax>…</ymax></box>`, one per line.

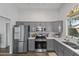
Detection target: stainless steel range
<box><xmin>35</xmin><ymin>34</ymin><xmax>47</xmax><ymax>52</ymax></box>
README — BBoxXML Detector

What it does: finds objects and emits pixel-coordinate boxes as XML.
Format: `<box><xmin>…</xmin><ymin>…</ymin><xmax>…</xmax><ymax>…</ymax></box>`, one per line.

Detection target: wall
<box><xmin>17</xmin><ymin>4</ymin><xmax>69</xmax><ymax>40</ymax></box>
<box><xmin>0</xmin><ymin>4</ymin><xmax>18</xmax><ymax>54</ymax></box>
<box><xmin>17</xmin><ymin>8</ymin><xmax>60</xmax><ymax>21</ymax></box>
<box><xmin>16</xmin><ymin>4</ymin><xmax>73</xmax><ymax>39</ymax></box>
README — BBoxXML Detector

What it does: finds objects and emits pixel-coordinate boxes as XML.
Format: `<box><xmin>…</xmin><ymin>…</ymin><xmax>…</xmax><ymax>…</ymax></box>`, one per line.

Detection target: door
<box><xmin>23</xmin><ymin>40</ymin><xmax>27</xmax><ymax>52</ymax></box>
<box><xmin>0</xmin><ymin>16</ymin><xmax>10</xmax><ymax>53</ymax></box>
<box><xmin>57</xmin><ymin>45</ymin><xmax>64</xmax><ymax>56</ymax></box>
<box><xmin>18</xmin><ymin>42</ymin><xmax>24</xmax><ymax>52</ymax></box>
<box><xmin>47</xmin><ymin>39</ymin><xmax>54</xmax><ymax>51</ymax></box>
<box><xmin>28</xmin><ymin>39</ymin><xmax>35</xmax><ymax>51</ymax></box>
<box><xmin>13</xmin><ymin>39</ymin><xmax>18</xmax><ymax>53</ymax></box>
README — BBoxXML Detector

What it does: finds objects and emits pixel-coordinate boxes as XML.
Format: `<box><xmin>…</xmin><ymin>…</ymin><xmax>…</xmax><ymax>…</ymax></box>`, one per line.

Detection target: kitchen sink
<box><xmin>63</xmin><ymin>42</ymin><xmax>79</xmax><ymax>49</ymax></box>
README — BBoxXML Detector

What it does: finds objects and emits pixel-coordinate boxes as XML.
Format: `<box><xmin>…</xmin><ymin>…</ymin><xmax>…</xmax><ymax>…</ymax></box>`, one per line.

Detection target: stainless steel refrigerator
<box><xmin>13</xmin><ymin>25</ymin><xmax>29</xmax><ymax>53</ymax></box>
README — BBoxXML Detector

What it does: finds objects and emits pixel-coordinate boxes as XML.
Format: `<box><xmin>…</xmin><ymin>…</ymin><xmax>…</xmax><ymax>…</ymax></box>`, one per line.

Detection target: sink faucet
<box><xmin>64</xmin><ymin>36</ymin><xmax>70</xmax><ymax>42</ymax></box>
<box><xmin>64</xmin><ymin>38</ymin><xmax>69</xmax><ymax>42</ymax></box>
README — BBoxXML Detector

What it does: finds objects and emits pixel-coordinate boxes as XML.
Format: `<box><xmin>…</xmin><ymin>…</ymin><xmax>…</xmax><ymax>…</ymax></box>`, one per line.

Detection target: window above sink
<box><xmin>67</xmin><ymin>17</ymin><xmax>79</xmax><ymax>37</ymax></box>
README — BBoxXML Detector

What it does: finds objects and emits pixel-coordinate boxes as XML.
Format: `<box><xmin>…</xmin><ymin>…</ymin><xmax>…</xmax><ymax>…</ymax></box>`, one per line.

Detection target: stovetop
<box><xmin>35</xmin><ymin>36</ymin><xmax>46</xmax><ymax>39</ymax></box>
<box><xmin>35</xmin><ymin>39</ymin><xmax>46</xmax><ymax>41</ymax></box>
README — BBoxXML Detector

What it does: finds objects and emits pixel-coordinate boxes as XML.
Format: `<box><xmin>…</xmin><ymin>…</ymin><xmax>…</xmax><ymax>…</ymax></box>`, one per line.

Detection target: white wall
<box><xmin>0</xmin><ymin>4</ymin><xmax>18</xmax><ymax>54</ymax></box>
<box><xmin>17</xmin><ymin>4</ymin><xmax>74</xmax><ymax>39</ymax></box>
<box><xmin>17</xmin><ymin>8</ymin><xmax>60</xmax><ymax>21</ymax></box>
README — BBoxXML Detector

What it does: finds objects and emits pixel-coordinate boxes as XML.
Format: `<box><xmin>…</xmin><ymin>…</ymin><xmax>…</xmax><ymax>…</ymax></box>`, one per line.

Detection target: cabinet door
<box><xmin>23</xmin><ymin>40</ymin><xmax>27</xmax><ymax>52</ymax></box>
<box><xmin>13</xmin><ymin>40</ymin><xmax>18</xmax><ymax>53</ymax></box>
<box><xmin>28</xmin><ymin>39</ymin><xmax>35</xmax><ymax>51</ymax></box>
<box><xmin>55</xmin><ymin>42</ymin><xmax>60</xmax><ymax>56</ymax></box>
<box><xmin>72</xmin><ymin>52</ymin><xmax>79</xmax><ymax>56</ymax></box>
<box><xmin>57</xmin><ymin>45</ymin><xmax>64</xmax><ymax>56</ymax></box>
<box><xmin>54</xmin><ymin>40</ymin><xmax>64</xmax><ymax>56</ymax></box>
<box><xmin>47</xmin><ymin>39</ymin><xmax>54</xmax><ymax>51</ymax></box>
<box><xmin>53</xmin><ymin>40</ymin><xmax>56</xmax><ymax>51</ymax></box>
<box><xmin>63</xmin><ymin>45</ymin><xmax>73</xmax><ymax>56</ymax></box>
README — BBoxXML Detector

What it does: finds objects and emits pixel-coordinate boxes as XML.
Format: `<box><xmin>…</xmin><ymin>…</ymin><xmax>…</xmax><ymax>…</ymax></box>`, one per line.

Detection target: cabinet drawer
<box><xmin>18</xmin><ymin>42</ymin><xmax>24</xmax><ymax>52</ymax></box>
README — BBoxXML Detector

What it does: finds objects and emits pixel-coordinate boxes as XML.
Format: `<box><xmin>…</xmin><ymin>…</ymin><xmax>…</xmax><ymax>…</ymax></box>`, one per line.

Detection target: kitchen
<box><xmin>0</xmin><ymin>3</ymin><xmax>79</xmax><ymax>56</ymax></box>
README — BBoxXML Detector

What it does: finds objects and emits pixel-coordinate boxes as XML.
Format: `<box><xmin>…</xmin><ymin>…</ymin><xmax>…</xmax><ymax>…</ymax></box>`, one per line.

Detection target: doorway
<box><xmin>0</xmin><ymin>16</ymin><xmax>10</xmax><ymax>54</ymax></box>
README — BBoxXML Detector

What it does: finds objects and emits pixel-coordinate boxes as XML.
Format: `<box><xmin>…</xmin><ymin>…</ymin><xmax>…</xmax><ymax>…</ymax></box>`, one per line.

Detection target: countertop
<box><xmin>28</xmin><ymin>37</ymin><xmax>35</xmax><ymax>39</ymax></box>
<box><xmin>28</xmin><ymin>37</ymin><xmax>79</xmax><ymax>55</ymax></box>
<box><xmin>28</xmin><ymin>37</ymin><xmax>61</xmax><ymax>40</ymax></box>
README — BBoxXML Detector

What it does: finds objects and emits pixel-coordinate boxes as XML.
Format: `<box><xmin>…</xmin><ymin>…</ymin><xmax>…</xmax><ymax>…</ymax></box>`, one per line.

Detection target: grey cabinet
<box><xmin>54</xmin><ymin>40</ymin><xmax>79</xmax><ymax>56</ymax></box>
<box><xmin>63</xmin><ymin>46</ymin><xmax>79</xmax><ymax>56</ymax></box>
<box><xmin>28</xmin><ymin>39</ymin><xmax>35</xmax><ymax>51</ymax></box>
<box><xmin>23</xmin><ymin>40</ymin><xmax>27</xmax><ymax>52</ymax></box>
<box><xmin>72</xmin><ymin>52</ymin><xmax>79</xmax><ymax>56</ymax></box>
<box><xmin>16</xmin><ymin>21</ymin><xmax>63</xmax><ymax>32</ymax></box>
<box><xmin>57</xmin><ymin>44</ymin><xmax>64</xmax><ymax>56</ymax></box>
<box><xmin>13</xmin><ymin>40</ymin><xmax>18</xmax><ymax>53</ymax></box>
<box><xmin>54</xmin><ymin>40</ymin><xmax>63</xmax><ymax>56</ymax></box>
<box><xmin>47</xmin><ymin>39</ymin><xmax>54</xmax><ymax>51</ymax></box>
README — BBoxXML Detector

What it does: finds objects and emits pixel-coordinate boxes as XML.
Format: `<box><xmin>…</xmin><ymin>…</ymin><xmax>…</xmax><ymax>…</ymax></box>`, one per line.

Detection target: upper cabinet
<box><xmin>16</xmin><ymin>21</ymin><xmax>63</xmax><ymax>33</ymax></box>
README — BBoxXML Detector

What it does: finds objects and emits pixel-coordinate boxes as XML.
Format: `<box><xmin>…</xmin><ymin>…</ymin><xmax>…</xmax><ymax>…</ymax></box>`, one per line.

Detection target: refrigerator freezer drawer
<box><xmin>18</xmin><ymin>42</ymin><xmax>24</xmax><ymax>52</ymax></box>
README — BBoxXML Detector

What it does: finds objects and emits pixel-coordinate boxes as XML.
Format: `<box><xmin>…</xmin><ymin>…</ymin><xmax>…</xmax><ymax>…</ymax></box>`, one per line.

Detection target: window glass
<box><xmin>67</xmin><ymin>17</ymin><xmax>79</xmax><ymax>37</ymax></box>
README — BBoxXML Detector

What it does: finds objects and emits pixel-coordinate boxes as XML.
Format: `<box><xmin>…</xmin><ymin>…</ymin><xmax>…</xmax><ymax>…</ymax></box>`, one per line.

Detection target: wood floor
<box><xmin>0</xmin><ymin>47</ymin><xmax>9</xmax><ymax>53</ymax></box>
<box><xmin>0</xmin><ymin>51</ymin><xmax>57</xmax><ymax>56</ymax></box>
<box><xmin>0</xmin><ymin>48</ymin><xmax>57</xmax><ymax>56</ymax></box>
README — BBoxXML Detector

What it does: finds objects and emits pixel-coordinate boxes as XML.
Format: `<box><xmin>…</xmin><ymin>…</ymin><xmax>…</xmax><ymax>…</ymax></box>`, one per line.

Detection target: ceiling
<box><xmin>15</xmin><ymin>3</ymin><xmax>64</xmax><ymax>10</ymax></box>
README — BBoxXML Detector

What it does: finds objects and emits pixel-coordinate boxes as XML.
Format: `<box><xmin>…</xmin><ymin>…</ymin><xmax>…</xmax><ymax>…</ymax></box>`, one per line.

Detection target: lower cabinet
<box><xmin>47</xmin><ymin>39</ymin><xmax>54</xmax><ymax>51</ymax></box>
<box><xmin>63</xmin><ymin>46</ymin><xmax>73</xmax><ymax>56</ymax></box>
<box><xmin>54</xmin><ymin>40</ymin><xmax>64</xmax><ymax>56</ymax></box>
<box><xmin>28</xmin><ymin>39</ymin><xmax>35</xmax><ymax>51</ymax></box>
<box><xmin>54</xmin><ymin>40</ymin><xmax>79</xmax><ymax>56</ymax></box>
<box><xmin>63</xmin><ymin>46</ymin><xmax>79</xmax><ymax>56</ymax></box>
<box><xmin>13</xmin><ymin>39</ymin><xmax>18</xmax><ymax>53</ymax></box>
<box><xmin>57</xmin><ymin>45</ymin><xmax>64</xmax><ymax>56</ymax></box>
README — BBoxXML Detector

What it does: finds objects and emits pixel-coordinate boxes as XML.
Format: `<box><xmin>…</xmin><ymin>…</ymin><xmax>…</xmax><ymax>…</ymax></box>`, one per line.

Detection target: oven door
<box><xmin>35</xmin><ymin>41</ymin><xmax>47</xmax><ymax>52</ymax></box>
